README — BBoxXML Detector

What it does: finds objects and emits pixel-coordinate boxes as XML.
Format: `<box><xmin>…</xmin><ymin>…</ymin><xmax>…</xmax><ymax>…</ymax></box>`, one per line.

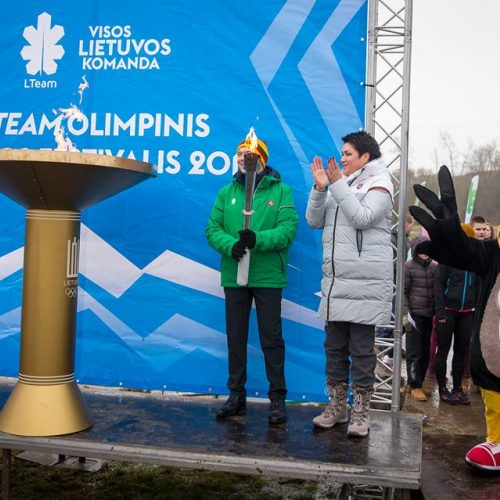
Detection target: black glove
<box><xmin>238</xmin><ymin>229</ymin><xmax>256</xmax><ymax>249</ymax></box>
<box><xmin>408</xmin><ymin>165</ymin><xmax>465</xmax><ymax>264</ymax></box>
<box><xmin>409</xmin><ymin>165</ymin><xmax>457</xmax><ymax>232</ymax></box>
<box><xmin>231</xmin><ymin>240</ymin><xmax>247</xmax><ymax>261</ymax></box>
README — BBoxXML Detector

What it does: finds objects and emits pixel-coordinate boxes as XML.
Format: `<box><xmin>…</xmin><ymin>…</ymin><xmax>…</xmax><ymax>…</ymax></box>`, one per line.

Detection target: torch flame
<box><xmin>54</xmin><ymin>125</ymin><xmax>78</xmax><ymax>152</ymax></box>
<box><xmin>245</xmin><ymin>126</ymin><xmax>258</xmax><ymax>153</ymax></box>
<box><xmin>51</xmin><ymin>75</ymin><xmax>89</xmax><ymax>152</ymax></box>
<box><xmin>58</xmin><ymin>104</ymin><xmax>85</xmax><ymax>122</ymax></box>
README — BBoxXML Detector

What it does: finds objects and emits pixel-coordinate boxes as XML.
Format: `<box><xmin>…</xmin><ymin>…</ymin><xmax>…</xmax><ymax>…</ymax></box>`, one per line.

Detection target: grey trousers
<box><xmin>324</xmin><ymin>321</ymin><xmax>376</xmax><ymax>387</ymax></box>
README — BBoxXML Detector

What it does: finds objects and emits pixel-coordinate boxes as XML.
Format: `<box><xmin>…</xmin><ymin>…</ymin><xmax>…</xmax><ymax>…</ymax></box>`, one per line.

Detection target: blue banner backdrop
<box><xmin>0</xmin><ymin>0</ymin><xmax>367</xmax><ymax>401</ymax></box>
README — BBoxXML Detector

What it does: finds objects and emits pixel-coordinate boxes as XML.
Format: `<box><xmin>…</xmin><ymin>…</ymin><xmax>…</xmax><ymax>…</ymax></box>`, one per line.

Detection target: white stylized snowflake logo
<box><xmin>20</xmin><ymin>12</ymin><xmax>65</xmax><ymax>76</ymax></box>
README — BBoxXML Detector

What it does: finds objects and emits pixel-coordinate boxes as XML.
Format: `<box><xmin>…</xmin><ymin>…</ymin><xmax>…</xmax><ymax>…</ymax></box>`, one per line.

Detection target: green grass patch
<box><xmin>2</xmin><ymin>458</ymin><xmax>335</xmax><ymax>499</ymax></box>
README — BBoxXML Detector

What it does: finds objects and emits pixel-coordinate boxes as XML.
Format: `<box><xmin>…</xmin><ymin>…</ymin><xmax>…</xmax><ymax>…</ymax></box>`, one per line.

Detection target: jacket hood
<box><xmin>346</xmin><ymin>157</ymin><xmax>387</xmax><ymax>181</ymax></box>
<box><xmin>364</xmin><ymin>157</ymin><xmax>387</xmax><ymax>173</ymax></box>
<box><xmin>345</xmin><ymin>158</ymin><xmax>393</xmax><ymax>198</ymax></box>
<box><xmin>411</xmin><ymin>236</ymin><xmax>432</xmax><ymax>265</ymax></box>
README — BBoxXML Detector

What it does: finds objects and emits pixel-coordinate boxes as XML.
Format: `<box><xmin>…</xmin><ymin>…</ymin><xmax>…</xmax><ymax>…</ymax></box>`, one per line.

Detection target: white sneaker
<box><xmin>383</xmin><ymin>355</ymin><xmax>394</xmax><ymax>368</ymax></box>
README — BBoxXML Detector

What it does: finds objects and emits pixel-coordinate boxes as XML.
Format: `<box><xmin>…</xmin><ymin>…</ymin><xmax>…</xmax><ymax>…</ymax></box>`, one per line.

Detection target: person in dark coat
<box><xmin>434</xmin><ymin>260</ymin><xmax>476</xmax><ymax>405</ymax></box>
<box><xmin>404</xmin><ymin>236</ymin><xmax>437</xmax><ymax>402</ymax></box>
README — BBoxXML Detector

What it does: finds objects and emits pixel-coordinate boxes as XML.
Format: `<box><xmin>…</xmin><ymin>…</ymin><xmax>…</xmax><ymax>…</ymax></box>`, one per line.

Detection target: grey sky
<box><xmin>409</xmin><ymin>0</ymin><xmax>500</xmax><ymax>169</ymax></box>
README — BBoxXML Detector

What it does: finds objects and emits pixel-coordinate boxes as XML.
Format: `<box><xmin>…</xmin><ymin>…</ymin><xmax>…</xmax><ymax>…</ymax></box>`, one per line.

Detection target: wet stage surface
<box><xmin>408</xmin><ymin>383</ymin><xmax>500</xmax><ymax>499</ymax></box>
<box><xmin>0</xmin><ymin>381</ymin><xmax>422</xmax><ymax>489</ymax></box>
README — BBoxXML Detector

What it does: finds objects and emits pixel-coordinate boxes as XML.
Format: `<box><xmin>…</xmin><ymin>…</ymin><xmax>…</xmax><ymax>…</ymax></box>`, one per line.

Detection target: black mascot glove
<box><xmin>408</xmin><ymin>165</ymin><xmax>467</xmax><ymax>265</ymax></box>
<box><xmin>409</xmin><ymin>165</ymin><xmax>457</xmax><ymax>233</ymax></box>
<box><xmin>231</xmin><ymin>240</ymin><xmax>247</xmax><ymax>261</ymax></box>
<box><xmin>238</xmin><ymin>229</ymin><xmax>256</xmax><ymax>249</ymax></box>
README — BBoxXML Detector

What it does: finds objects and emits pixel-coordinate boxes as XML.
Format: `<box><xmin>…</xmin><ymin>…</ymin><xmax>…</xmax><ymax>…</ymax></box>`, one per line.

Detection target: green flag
<box><xmin>464</xmin><ymin>175</ymin><xmax>479</xmax><ymax>223</ymax></box>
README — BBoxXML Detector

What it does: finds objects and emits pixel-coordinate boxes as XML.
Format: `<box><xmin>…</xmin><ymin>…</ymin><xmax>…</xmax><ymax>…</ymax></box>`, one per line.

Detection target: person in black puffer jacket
<box><xmin>404</xmin><ymin>236</ymin><xmax>437</xmax><ymax>401</ymax></box>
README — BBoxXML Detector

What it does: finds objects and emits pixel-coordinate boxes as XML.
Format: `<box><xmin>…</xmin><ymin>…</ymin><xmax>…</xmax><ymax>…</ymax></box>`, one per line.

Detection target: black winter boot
<box><xmin>216</xmin><ymin>393</ymin><xmax>246</xmax><ymax>418</ymax></box>
<box><xmin>268</xmin><ymin>399</ymin><xmax>287</xmax><ymax>424</ymax></box>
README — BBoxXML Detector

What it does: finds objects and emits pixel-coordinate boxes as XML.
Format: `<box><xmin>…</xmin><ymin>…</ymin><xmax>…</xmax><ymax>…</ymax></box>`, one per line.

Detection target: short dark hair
<box><xmin>341</xmin><ymin>131</ymin><xmax>381</xmax><ymax>161</ymax></box>
<box><xmin>471</xmin><ymin>215</ymin><xmax>486</xmax><ymax>224</ymax></box>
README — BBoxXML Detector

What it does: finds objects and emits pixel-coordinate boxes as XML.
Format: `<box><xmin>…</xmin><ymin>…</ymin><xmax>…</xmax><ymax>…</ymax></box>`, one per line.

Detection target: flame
<box><xmin>52</xmin><ymin>75</ymin><xmax>89</xmax><ymax>152</ymax></box>
<box><xmin>58</xmin><ymin>104</ymin><xmax>85</xmax><ymax>122</ymax></box>
<box><xmin>245</xmin><ymin>126</ymin><xmax>258</xmax><ymax>152</ymax></box>
<box><xmin>54</xmin><ymin>126</ymin><xmax>77</xmax><ymax>152</ymax></box>
<box><xmin>77</xmin><ymin>75</ymin><xmax>89</xmax><ymax>104</ymax></box>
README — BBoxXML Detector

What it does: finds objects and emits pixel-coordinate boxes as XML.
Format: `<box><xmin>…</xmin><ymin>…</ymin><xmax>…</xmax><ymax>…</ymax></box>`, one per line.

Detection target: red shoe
<box><xmin>465</xmin><ymin>441</ymin><xmax>500</xmax><ymax>472</ymax></box>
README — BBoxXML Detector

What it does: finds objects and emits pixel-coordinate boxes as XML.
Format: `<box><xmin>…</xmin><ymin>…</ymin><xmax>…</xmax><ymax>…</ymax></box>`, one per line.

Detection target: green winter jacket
<box><xmin>206</xmin><ymin>167</ymin><xmax>298</xmax><ymax>288</ymax></box>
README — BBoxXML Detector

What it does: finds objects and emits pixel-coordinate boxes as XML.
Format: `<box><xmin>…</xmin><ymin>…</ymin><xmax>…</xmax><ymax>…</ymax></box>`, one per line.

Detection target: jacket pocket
<box><xmin>278</xmin><ymin>251</ymin><xmax>285</xmax><ymax>275</ymax></box>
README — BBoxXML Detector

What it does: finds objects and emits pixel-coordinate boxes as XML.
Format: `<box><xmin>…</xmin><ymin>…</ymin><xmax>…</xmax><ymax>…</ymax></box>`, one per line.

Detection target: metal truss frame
<box><xmin>365</xmin><ymin>0</ymin><xmax>413</xmax><ymax>415</ymax></box>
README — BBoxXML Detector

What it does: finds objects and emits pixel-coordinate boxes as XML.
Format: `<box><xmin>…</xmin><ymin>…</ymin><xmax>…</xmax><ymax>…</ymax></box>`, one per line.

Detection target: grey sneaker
<box><xmin>312</xmin><ymin>382</ymin><xmax>349</xmax><ymax>429</ymax></box>
<box><xmin>347</xmin><ymin>386</ymin><xmax>373</xmax><ymax>438</ymax></box>
<box><xmin>312</xmin><ymin>405</ymin><xmax>348</xmax><ymax>429</ymax></box>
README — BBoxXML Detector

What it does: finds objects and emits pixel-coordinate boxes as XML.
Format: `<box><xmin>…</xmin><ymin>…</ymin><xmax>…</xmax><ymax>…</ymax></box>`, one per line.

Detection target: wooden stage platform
<box><xmin>0</xmin><ymin>380</ymin><xmax>422</xmax><ymax>497</ymax></box>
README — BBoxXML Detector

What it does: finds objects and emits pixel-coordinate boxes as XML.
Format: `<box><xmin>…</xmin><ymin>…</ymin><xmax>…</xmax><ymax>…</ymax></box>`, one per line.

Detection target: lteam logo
<box><xmin>21</xmin><ymin>12</ymin><xmax>64</xmax><ymax>88</ymax></box>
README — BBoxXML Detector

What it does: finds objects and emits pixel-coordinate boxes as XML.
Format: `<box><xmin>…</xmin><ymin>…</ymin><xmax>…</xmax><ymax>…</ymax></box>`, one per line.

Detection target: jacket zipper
<box><xmin>247</xmin><ymin>177</ymin><xmax>286</xmax><ymax>277</ymax></box>
<box><xmin>326</xmin><ymin>206</ymin><xmax>339</xmax><ymax>322</ymax></box>
<box><xmin>325</xmin><ymin>175</ymin><xmax>359</xmax><ymax>321</ymax></box>
<box><xmin>461</xmin><ymin>271</ymin><xmax>468</xmax><ymax>310</ymax></box>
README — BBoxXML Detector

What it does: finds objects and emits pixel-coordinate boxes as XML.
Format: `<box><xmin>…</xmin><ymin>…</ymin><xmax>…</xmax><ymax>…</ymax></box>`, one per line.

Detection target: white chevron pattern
<box><xmin>0</xmin><ymin>224</ymin><xmax>323</xmax><ymax>330</ymax></box>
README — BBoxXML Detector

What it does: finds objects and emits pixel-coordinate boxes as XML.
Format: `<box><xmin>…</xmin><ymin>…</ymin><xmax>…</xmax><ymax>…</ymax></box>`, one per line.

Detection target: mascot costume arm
<box><xmin>409</xmin><ymin>165</ymin><xmax>495</xmax><ymax>276</ymax></box>
<box><xmin>409</xmin><ymin>165</ymin><xmax>500</xmax><ymax>473</ymax></box>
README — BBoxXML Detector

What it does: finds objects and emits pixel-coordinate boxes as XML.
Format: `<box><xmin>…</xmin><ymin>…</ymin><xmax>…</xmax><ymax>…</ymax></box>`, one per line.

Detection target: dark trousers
<box><xmin>325</xmin><ymin>321</ymin><xmax>376</xmax><ymax>387</ymax></box>
<box><xmin>224</xmin><ymin>287</ymin><xmax>286</xmax><ymax>400</ymax></box>
<box><xmin>435</xmin><ymin>310</ymin><xmax>474</xmax><ymax>390</ymax></box>
<box><xmin>406</xmin><ymin>315</ymin><xmax>433</xmax><ymax>389</ymax></box>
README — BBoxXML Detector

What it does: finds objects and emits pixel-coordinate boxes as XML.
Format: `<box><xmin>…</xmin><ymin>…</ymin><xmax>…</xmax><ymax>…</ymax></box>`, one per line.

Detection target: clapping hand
<box><xmin>326</xmin><ymin>156</ymin><xmax>342</xmax><ymax>183</ymax></box>
<box><xmin>311</xmin><ymin>157</ymin><xmax>329</xmax><ymax>190</ymax></box>
<box><xmin>311</xmin><ymin>156</ymin><xmax>342</xmax><ymax>189</ymax></box>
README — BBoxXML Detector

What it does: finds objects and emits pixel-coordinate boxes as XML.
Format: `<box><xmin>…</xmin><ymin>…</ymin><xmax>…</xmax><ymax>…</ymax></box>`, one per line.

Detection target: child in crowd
<box><xmin>404</xmin><ymin>236</ymin><xmax>437</xmax><ymax>401</ymax></box>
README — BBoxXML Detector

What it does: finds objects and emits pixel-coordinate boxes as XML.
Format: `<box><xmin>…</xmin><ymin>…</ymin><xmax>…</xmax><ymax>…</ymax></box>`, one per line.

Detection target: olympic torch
<box><xmin>236</xmin><ymin>128</ymin><xmax>260</xmax><ymax>286</ymax></box>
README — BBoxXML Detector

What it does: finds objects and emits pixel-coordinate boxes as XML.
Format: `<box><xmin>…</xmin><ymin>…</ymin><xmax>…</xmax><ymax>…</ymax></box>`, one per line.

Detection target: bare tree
<box><xmin>438</xmin><ymin>131</ymin><xmax>459</xmax><ymax>176</ymax></box>
<box><xmin>467</xmin><ymin>140</ymin><xmax>500</xmax><ymax>173</ymax></box>
<box><xmin>428</xmin><ymin>133</ymin><xmax>500</xmax><ymax>175</ymax></box>
<box><xmin>460</xmin><ymin>139</ymin><xmax>476</xmax><ymax>175</ymax></box>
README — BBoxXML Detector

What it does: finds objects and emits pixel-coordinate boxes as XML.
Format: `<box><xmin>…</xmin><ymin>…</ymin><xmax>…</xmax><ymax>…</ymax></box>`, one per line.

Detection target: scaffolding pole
<box><xmin>366</xmin><ymin>0</ymin><xmax>413</xmax><ymax>413</ymax></box>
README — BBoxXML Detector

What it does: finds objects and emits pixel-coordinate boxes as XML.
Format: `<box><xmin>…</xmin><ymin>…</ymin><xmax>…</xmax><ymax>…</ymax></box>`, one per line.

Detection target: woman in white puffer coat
<box><xmin>306</xmin><ymin>131</ymin><xmax>394</xmax><ymax>437</ymax></box>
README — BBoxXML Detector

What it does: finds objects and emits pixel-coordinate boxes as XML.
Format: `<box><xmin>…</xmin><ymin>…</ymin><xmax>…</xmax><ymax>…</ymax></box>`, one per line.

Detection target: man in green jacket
<box><xmin>206</xmin><ymin>137</ymin><xmax>298</xmax><ymax>424</ymax></box>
